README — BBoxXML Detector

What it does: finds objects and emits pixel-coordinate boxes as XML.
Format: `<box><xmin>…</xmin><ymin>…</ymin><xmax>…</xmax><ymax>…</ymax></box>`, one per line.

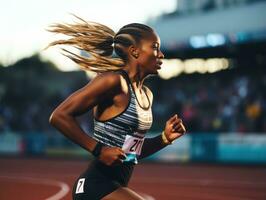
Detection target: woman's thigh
<box><xmin>102</xmin><ymin>187</ymin><xmax>145</xmax><ymax>200</ymax></box>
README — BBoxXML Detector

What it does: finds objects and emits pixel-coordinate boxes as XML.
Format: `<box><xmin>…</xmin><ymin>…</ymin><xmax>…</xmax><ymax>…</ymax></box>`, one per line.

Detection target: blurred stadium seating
<box><xmin>0</xmin><ymin>0</ymin><xmax>266</xmax><ymax>164</ymax></box>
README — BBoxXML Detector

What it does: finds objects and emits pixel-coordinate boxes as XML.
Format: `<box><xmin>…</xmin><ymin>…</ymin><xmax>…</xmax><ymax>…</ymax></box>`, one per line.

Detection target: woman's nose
<box><xmin>159</xmin><ymin>50</ymin><xmax>164</xmax><ymax>59</ymax></box>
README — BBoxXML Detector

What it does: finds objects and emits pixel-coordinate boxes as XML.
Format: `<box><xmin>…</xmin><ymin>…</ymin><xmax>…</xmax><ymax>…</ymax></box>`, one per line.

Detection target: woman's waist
<box><xmin>93</xmin><ymin>132</ymin><xmax>145</xmax><ymax>165</ymax></box>
<box><xmin>88</xmin><ymin>159</ymin><xmax>135</xmax><ymax>185</ymax></box>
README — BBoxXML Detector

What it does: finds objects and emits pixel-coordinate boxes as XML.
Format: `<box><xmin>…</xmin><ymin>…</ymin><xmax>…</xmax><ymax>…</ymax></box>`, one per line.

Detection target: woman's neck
<box><xmin>123</xmin><ymin>65</ymin><xmax>146</xmax><ymax>89</ymax></box>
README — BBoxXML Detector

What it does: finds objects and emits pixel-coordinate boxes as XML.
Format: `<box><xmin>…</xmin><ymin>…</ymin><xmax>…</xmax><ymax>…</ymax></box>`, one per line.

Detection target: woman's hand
<box><xmin>164</xmin><ymin>114</ymin><xmax>186</xmax><ymax>143</ymax></box>
<box><xmin>98</xmin><ymin>146</ymin><xmax>127</xmax><ymax>166</ymax></box>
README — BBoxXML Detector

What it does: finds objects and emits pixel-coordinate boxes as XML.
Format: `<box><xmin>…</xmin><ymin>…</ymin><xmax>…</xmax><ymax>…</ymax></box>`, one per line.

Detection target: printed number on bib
<box><xmin>75</xmin><ymin>178</ymin><xmax>85</xmax><ymax>194</ymax></box>
<box><xmin>122</xmin><ymin>135</ymin><xmax>144</xmax><ymax>155</ymax></box>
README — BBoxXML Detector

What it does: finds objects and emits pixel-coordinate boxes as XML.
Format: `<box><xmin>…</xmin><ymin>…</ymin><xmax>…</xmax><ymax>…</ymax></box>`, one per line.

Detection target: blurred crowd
<box><xmin>0</xmin><ymin>55</ymin><xmax>90</xmax><ymax>133</ymax></box>
<box><xmin>0</xmin><ymin>55</ymin><xmax>265</xmax><ymax>134</ymax></box>
<box><xmin>149</xmin><ymin>67</ymin><xmax>266</xmax><ymax>133</ymax></box>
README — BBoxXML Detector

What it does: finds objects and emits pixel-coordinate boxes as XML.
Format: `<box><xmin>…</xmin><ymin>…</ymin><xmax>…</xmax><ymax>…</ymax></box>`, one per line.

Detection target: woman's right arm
<box><xmin>49</xmin><ymin>72</ymin><xmax>126</xmax><ymax>165</ymax></box>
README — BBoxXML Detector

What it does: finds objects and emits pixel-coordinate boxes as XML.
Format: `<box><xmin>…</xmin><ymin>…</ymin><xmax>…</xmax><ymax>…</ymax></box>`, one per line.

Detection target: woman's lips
<box><xmin>156</xmin><ymin>61</ymin><xmax>162</xmax><ymax>69</ymax></box>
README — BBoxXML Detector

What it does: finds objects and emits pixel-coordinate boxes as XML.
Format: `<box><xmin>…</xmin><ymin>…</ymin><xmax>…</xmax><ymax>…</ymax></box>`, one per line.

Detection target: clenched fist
<box><xmin>98</xmin><ymin>146</ymin><xmax>127</xmax><ymax>166</ymax></box>
<box><xmin>164</xmin><ymin>114</ymin><xmax>186</xmax><ymax>143</ymax></box>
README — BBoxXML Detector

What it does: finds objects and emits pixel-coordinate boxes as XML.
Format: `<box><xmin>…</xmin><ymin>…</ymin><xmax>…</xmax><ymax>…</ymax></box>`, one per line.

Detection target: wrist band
<box><xmin>161</xmin><ymin>131</ymin><xmax>172</xmax><ymax>145</ymax></box>
<box><xmin>92</xmin><ymin>142</ymin><xmax>104</xmax><ymax>157</ymax></box>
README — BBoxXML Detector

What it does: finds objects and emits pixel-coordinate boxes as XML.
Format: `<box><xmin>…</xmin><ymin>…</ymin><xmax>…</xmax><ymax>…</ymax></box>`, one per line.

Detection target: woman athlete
<box><xmin>48</xmin><ymin>16</ymin><xmax>186</xmax><ymax>200</ymax></box>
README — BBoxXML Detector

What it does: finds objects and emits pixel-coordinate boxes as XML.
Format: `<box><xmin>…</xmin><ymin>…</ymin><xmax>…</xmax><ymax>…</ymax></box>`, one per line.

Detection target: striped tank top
<box><xmin>93</xmin><ymin>70</ymin><xmax>153</xmax><ymax>164</ymax></box>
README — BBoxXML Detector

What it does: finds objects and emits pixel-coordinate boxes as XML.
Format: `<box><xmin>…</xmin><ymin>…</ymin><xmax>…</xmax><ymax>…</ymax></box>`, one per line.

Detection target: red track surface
<box><xmin>0</xmin><ymin>157</ymin><xmax>266</xmax><ymax>200</ymax></box>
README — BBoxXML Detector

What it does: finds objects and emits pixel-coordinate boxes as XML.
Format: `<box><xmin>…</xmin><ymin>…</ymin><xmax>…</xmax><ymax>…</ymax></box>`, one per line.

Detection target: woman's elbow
<box><xmin>49</xmin><ymin>111</ymin><xmax>61</xmax><ymax>126</ymax></box>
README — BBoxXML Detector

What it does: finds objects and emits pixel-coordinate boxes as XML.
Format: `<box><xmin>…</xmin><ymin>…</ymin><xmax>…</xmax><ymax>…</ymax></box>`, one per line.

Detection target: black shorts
<box><xmin>72</xmin><ymin>159</ymin><xmax>134</xmax><ymax>200</ymax></box>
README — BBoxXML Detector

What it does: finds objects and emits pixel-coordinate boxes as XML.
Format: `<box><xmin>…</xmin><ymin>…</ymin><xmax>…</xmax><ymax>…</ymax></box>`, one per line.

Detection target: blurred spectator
<box><xmin>0</xmin><ymin>55</ymin><xmax>265</xmax><ymax>134</ymax></box>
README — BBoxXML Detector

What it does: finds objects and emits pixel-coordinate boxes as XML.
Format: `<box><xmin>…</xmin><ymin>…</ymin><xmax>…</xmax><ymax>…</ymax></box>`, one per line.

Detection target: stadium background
<box><xmin>1</xmin><ymin>0</ymin><xmax>266</xmax><ymax>199</ymax></box>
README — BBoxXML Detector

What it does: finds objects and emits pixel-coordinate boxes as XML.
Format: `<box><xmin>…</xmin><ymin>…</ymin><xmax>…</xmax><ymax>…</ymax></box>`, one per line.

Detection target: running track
<box><xmin>0</xmin><ymin>157</ymin><xmax>266</xmax><ymax>200</ymax></box>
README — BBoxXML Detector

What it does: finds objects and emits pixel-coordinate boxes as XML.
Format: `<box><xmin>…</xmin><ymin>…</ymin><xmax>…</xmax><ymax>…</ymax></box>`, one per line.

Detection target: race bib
<box><xmin>122</xmin><ymin>134</ymin><xmax>145</xmax><ymax>164</ymax></box>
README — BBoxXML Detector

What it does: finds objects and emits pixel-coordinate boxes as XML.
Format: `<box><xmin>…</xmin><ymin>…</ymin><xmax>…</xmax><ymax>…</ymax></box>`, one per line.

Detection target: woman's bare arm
<box><xmin>139</xmin><ymin>87</ymin><xmax>186</xmax><ymax>160</ymax></box>
<box><xmin>49</xmin><ymin>72</ymin><xmax>126</xmax><ymax>164</ymax></box>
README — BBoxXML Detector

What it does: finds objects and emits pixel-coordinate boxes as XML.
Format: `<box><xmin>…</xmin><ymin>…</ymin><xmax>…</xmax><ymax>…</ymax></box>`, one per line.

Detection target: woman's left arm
<box><xmin>139</xmin><ymin>86</ymin><xmax>186</xmax><ymax>160</ymax></box>
<box><xmin>139</xmin><ymin>114</ymin><xmax>186</xmax><ymax>160</ymax></box>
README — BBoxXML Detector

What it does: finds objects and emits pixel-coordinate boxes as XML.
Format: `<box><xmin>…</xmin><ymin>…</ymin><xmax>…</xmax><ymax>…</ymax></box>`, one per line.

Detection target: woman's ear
<box><xmin>129</xmin><ymin>46</ymin><xmax>139</xmax><ymax>59</ymax></box>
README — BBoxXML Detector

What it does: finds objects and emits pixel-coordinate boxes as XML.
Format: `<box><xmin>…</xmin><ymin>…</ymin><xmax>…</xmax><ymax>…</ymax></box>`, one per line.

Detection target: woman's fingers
<box><xmin>180</xmin><ymin>123</ymin><xmax>186</xmax><ymax>133</ymax></box>
<box><xmin>168</xmin><ymin>132</ymin><xmax>183</xmax><ymax>141</ymax></box>
<box><xmin>115</xmin><ymin>148</ymin><xmax>126</xmax><ymax>163</ymax></box>
<box><xmin>116</xmin><ymin>148</ymin><xmax>126</xmax><ymax>159</ymax></box>
<box><xmin>172</xmin><ymin>119</ymin><xmax>181</xmax><ymax>128</ymax></box>
<box><xmin>174</xmin><ymin>123</ymin><xmax>186</xmax><ymax>132</ymax></box>
<box><xmin>113</xmin><ymin>152</ymin><xmax>126</xmax><ymax>165</ymax></box>
<box><xmin>100</xmin><ymin>147</ymin><xmax>127</xmax><ymax>166</ymax></box>
<box><xmin>118</xmin><ymin>153</ymin><xmax>127</xmax><ymax>160</ymax></box>
<box><xmin>172</xmin><ymin>123</ymin><xmax>181</xmax><ymax>132</ymax></box>
<box><xmin>113</xmin><ymin>158</ymin><xmax>124</xmax><ymax>165</ymax></box>
<box><xmin>168</xmin><ymin>114</ymin><xmax>178</xmax><ymax>124</ymax></box>
<box><xmin>166</xmin><ymin>115</ymin><xmax>186</xmax><ymax>132</ymax></box>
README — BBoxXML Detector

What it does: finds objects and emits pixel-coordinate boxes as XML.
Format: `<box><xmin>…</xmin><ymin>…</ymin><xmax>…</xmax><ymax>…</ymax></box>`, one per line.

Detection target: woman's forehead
<box><xmin>143</xmin><ymin>32</ymin><xmax>161</xmax><ymax>44</ymax></box>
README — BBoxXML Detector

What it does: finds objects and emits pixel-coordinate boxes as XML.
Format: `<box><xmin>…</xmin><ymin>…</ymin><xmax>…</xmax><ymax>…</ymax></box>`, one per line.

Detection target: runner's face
<box><xmin>137</xmin><ymin>32</ymin><xmax>164</xmax><ymax>75</ymax></box>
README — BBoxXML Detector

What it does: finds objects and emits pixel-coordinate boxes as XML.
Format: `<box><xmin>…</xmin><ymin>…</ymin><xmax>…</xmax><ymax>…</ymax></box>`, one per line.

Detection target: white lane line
<box><xmin>45</xmin><ymin>181</ymin><xmax>69</xmax><ymax>200</ymax></box>
<box><xmin>0</xmin><ymin>172</ymin><xmax>77</xmax><ymax>179</ymax></box>
<box><xmin>139</xmin><ymin>192</ymin><xmax>156</xmax><ymax>200</ymax></box>
<box><xmin>2</xmin><ymin>172</ymin><xmax>266</xmax><ymax>187</ymax></box>
<box><xmin>0</xmin><ymin>175</ymin><xmax>70</xmax><ymax>200</ymax></box>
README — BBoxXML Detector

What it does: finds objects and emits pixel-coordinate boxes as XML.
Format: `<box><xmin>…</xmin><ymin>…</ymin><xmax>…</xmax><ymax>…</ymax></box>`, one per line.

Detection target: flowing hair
<box><xmin>46</xmin><ymin>15</ymin><xmax>154</xmax><ymax>73</ymax></box>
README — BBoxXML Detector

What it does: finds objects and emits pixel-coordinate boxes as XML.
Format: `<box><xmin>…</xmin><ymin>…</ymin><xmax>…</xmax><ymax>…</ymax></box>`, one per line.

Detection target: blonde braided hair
<box><xmin>47</xmin><ymin>15</ymin><xmax>155</xmax><ymax>73</ymax></box>
<box><xmin>46</xmin><ymin>15</ymin><xmax>124</xmax><ymax>73</ymax></box>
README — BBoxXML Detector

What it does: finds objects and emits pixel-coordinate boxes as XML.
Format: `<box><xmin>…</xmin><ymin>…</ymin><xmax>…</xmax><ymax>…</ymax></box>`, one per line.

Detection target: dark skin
<box><xmin>50</xmin><ymin>31</ymin><xmax>186</xmax><ymax>200</ymax></box>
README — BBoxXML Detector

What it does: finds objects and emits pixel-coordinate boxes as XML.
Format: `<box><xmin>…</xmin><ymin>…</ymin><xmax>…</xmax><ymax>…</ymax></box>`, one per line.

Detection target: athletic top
<box><xmin>93</xmin><ymin>70</ymin><xmax>153</xmax><ymax>164</ymax></box>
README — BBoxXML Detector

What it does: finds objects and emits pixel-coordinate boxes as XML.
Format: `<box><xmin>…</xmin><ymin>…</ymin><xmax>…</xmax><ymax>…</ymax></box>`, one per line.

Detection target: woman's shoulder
<box><xmin>91</xmin><ymin>71</ymin><xmax>123</xmax><ymax>87</ymax></box>
<box><xmin>85</xmin><ymin>71</ymin><xmax>127</xmax><ymax>96</ymax></box>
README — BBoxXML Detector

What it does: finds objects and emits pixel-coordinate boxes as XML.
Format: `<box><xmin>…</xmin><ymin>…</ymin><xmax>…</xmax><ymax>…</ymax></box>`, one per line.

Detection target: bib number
<box><xmin>75</xmin><ymin>178</ymin><xmax>85</xmax><ymax>194</ymax></box>
<box><xmin>122</xmin><ymin>135</ymin><xmax>144</xmax><ymax>155</ymax></box>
